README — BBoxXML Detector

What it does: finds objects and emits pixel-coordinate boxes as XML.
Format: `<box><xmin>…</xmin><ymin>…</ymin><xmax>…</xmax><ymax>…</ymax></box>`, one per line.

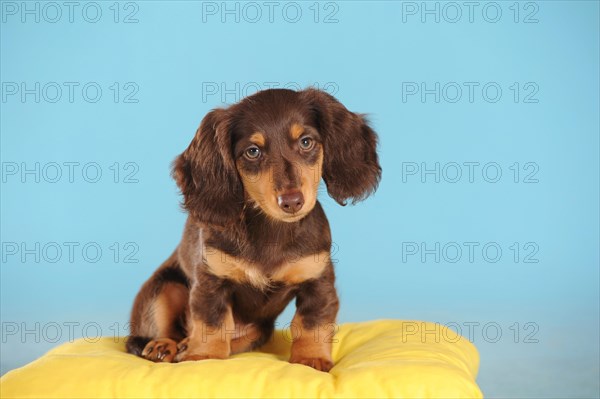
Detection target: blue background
<box><xmin>1</xmin><ymin>1</ymin><xmax>598</xmax><ymax>397</ymax></box>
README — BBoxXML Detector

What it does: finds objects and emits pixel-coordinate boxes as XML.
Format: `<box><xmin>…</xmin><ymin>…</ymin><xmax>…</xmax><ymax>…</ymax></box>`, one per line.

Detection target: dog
<box><xmin>125</xmin><ymin>88</ymin><xmax>381</xmax><ymax>372</ymax></box>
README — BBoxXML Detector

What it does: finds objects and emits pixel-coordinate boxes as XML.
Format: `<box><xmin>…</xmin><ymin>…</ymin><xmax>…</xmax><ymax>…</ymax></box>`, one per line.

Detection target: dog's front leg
<box><xmin>178</xmin><ymin>271</ymin><xmax>234</xmax><ymax>362</ymax></box>
<box><xmin>289</xmin><ymin>264</ymin><xmax>339</xmax><ymax>372</ymax></box>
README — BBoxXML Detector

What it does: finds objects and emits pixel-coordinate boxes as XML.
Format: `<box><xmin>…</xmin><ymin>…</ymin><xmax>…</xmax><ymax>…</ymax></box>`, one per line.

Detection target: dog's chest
<box><xmin>203</xmin><ymin>246</ymin><xmax>329</xmax><ymax>289</ymax></box>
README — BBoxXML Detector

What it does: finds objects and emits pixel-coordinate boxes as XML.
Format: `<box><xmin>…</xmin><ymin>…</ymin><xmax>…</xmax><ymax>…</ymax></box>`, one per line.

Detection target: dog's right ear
<box><xmin>172</xmin><ymin>109</ymin><xmax>244</xmax><ymax>226</ymax></box>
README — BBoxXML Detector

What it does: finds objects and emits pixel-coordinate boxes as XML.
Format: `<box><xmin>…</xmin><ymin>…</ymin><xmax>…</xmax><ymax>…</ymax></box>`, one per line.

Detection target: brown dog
<box><xmin>125</xmin><ymin>88</ymin><xmax>381</xmax><ymax>372</ymax></box>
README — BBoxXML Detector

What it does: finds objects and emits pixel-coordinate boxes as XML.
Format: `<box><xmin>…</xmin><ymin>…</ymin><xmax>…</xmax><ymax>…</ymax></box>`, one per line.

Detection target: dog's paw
<box><xmin>141</xmin><ymin>338</ymin><xmax>177</xmax><ymax>363</ymax></box>
<box><xmin>289</xmin><ymin>356</ymin><xmax>334</xmax><ymax>372</ymax></box>
<box><xmin>173</xmin><ymin>338</ymin><xmax>189</xmax><ymax>362</ymax></box>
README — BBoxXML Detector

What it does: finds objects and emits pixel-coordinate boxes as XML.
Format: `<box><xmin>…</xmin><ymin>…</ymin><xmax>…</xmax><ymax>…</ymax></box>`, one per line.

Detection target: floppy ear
<box><xmin>172</xmin><ymin>109</ymin><xmax>244</xmax><ymax>226</ymax></box>
<box><xmin>301</xmin><ymin>88</ymin><xmax>382</xmax><ymax>205</ymax></box>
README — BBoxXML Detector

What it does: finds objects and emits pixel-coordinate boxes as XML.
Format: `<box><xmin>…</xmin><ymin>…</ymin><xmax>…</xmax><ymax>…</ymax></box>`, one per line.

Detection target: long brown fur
<box><xmin>126</xmin><ymin>88</ymin><xmax>381</xmax><ymax>372</ymax></box>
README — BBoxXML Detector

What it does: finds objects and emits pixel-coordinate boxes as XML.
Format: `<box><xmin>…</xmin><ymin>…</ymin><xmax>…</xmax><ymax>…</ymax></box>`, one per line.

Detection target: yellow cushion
<box><xmin>1</xmin><ymin>320</ymin><xmax>482</xmax><ymax>398</ymax></box>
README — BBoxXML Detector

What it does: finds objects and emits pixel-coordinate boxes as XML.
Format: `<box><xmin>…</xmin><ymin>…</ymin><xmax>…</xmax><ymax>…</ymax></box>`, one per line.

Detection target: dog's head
<box><xmin>173</xmin><ymin>88</ymin><xmax>381</xmax><ymax>226</ymax></box>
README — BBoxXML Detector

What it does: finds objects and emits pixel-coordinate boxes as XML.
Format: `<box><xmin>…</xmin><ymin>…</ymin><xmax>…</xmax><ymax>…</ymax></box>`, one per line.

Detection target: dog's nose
<box><xmin>277</xmin><ymin>191</ymin><xmax>304</xmax><ymax>214</ymax></box>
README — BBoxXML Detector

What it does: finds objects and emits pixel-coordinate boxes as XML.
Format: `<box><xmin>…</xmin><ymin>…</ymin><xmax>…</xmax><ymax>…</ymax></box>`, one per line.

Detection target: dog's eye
<box><xmin>299</xmin><ymin>136</ymin><xmax>314</xmax><ymax>151</ymax></box>
<box><xmin>245</xmin><ymin>146</ymin><xmax>261</xmax><ymax>160</ymax></box>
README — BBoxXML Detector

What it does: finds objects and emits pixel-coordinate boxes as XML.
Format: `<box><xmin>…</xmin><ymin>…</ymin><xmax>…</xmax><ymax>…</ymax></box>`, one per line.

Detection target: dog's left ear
<box><xmin>301</xmin><ymin>88</ymin><xmax>382</xmax><ymax>205</ymax></box>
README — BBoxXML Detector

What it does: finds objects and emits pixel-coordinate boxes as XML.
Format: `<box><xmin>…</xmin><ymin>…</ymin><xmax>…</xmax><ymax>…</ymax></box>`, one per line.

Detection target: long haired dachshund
<box><xmin>126</xmin><ymin>88</ymin><xmax>381</xmax><ymax>372</ymax></box>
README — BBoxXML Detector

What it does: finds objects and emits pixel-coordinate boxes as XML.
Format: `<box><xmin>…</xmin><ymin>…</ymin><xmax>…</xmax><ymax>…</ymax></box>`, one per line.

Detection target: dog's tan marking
<box><xmin>237</xmin><ymin>163</ymin><xmax>283</xmax><ymax>220</ymax></box>
<box><xmin>238</xmin><ymin>149</ymin><xmax>323</xmax><ymax>223</ymax></box>
<box><xmin>290</xmin><ymin>123</ymin><xmax>304</xmax><ymax>140</ymax></box>
<box><xmin>182</xmin><ymin>306</ymin><xmax>235</xmax><ymax>361</ymax></box>
<box><xmin>204</xmin><ymin>247</ymin><xmax>270</xmax><ymax>288</ymax></box>
<box><xmin>205</xmin><ymin>246</ymin><xmax>329</xmax><ymax>288</ymax></box>
<box><xmin>230</xmin><ymin>323</ymin><xmax>262</xmax><ymax>354</ymax></box>
<box><xmin>298</xmin><ymin>148</ymin><xmax>323</xmax><ymax>214</ymax></box>
<box><xmin>271</xmin><ymin>251</ymin><xmax>330</xmax><ymax>285</ymax></box>
<box><xmin>153</xmin><ymin>283</ymin><xmax>189</xmax><ymax>338</ymax></box>
<box><xmin>249</xmin><ymin>132</ymin><xmax>265</xmax><ymax>147</ymax></box>
<box><xmin>289</xmin><ymin>313</ymin><xmax>335</xmax><ymax>372</ymax></box>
